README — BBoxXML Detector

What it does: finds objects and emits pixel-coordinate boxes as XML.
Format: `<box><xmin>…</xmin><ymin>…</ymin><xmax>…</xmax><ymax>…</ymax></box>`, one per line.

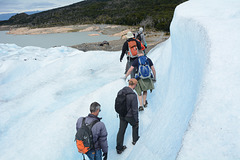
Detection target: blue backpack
<box><xmin>136</xmin><ymin>56</ymin><xmax>152</xmax><ymax>79</ymax></box>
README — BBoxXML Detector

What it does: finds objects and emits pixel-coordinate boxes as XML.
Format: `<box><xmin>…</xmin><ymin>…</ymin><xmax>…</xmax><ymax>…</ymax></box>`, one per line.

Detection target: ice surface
<box><xmin>1</xmin><ymin>0</ymin><xmax>240</xmax><ymax>159</ymax></box>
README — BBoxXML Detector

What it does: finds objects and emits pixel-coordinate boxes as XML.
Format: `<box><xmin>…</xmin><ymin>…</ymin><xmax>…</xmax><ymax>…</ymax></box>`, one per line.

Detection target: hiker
<box><xmin>120</xmin><ymin>31</ymin><xmax>141</xmax><ymax>78</ymax></box>
<box><xmin>116</xmin><ymin>78</ymin><xmax>139</xmax><ymax>154</ymax></box>
<box><xmin>135</xmin><ymin>36</ymin><xmax>146</xmax><ymax>54</ymax></box>
<box><xmin>135</xmin><ymin>27</ymin><xmax>147</xmax><ymax>50</ymax></box>
<box><xmin>76</xmin><ymin>102</ymin><xmax>108</xmax><ymax>160</ymax></box>
<box><xmin>124</xmin><ymin>50</ymin><xmax>156</xmax><ymax>111</ymax></box>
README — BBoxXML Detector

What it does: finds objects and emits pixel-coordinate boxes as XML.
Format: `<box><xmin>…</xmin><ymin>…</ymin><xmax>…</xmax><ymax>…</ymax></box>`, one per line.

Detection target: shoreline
<box><xmin>0</xmin><ymin>24</ymin><xmax>170</xmax><ymax>52</ymax></box>
<box><xmin>3</xmin><ymin>24</ymin><xmax>130</xmax><ymax>36</ymax></box>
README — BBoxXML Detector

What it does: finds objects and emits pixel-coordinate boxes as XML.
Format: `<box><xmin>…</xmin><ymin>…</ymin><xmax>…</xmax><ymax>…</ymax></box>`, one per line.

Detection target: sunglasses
<box><xmin>97</xmin><ymin>106</ymin><xmax>101</xmax><ymax>112</ymax></box>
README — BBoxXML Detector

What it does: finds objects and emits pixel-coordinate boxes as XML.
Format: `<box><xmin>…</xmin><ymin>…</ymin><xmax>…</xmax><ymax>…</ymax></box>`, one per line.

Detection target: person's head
<box><xmin>90</xmin><ymin>102</ymin><xmax>101</xmax><ymax>116</ymax></box>
<box><xmin>126</xmin><ymin>31</ymin><xmax>134</xmax><ymax>39</ymax></box>
<box><xmin>139</xmin><ymin>27</ymin><xmax>143</xmax><ymax>33</ymax></box>
<box><xmin>128</xmin><ymin>78</ymin><xmax>138</xmax><ymax>89</ymax></box>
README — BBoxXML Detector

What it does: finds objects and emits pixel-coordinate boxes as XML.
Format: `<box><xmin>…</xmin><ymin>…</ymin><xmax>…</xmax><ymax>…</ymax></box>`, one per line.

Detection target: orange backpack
<box><xmin>75</xmin><ymin>118</ymin><xmax>98</xmax><ymax>154</ymax></box>
<box><xmin>127</xmin><ymin>40</ymin><xmax>138</xmax><ymax>57</ymax></box>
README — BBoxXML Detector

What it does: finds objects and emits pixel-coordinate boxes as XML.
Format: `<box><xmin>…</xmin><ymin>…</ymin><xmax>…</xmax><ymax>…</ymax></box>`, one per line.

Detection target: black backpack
<box><xmin>75</xmin><ymin>118</ymin><xmax>98</xmax><ymax>154</ymax></box>
<box><xmin>115</xmin><ymin>90</ymin><xmax>133</xmax><ymax>117</ymax></box>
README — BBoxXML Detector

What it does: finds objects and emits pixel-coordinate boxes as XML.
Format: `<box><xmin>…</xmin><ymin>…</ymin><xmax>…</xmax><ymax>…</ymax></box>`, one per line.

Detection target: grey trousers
<box><xmin>116</xmin><ymin>116</ymin><xmax>139</xmax><ymax>150</ymax></box>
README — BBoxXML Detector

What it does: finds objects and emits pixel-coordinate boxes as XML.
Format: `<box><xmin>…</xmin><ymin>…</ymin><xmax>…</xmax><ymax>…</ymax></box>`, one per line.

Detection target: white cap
<box><xmin>139</xmin><ymin>27</ymin><xmax>143</xmax><ymax>33</ymax></box>
<box><xmin>126</xmin><ymin>31</ymin><xmax>134</xmax><ymax>39</ymax></box>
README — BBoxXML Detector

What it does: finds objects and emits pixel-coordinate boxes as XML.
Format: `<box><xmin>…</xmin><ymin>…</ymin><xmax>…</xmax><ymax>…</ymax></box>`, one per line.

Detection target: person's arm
<box><xmin>120</xmin><ymin>41</ymin><xmax>128</xmax><ymax>62</ymax></box>
<box><xmin>76</xmin><ymin>117</ymin><xmax>83</xmax><ymax>131</ymax></box>
<box><xmin>125</xmin><ymin>66</ymin><xmax>134</xmax><ymax>79</ymax></box>
<box><xmin>151</xmin><ymin>65</ymin><xmax>156</xmax><ymax>80</ymax></box>
<box><xmin>98</xmin><ymin>123</ymin><xmax>108</xmax><ymax>153</ymax></box>
<box><xmin>123</xmin><ymin>58</ymin><xmax>138</xmax><ymax>79</ymax></box>
<box><xmin>148</xmin><ymin>58</ymin><xmax>156</xmax><ymax>79</ymax></box>
<box><xmin>131</xmin><ymin>94</ymin><xmax>139</xmax><ymax>122</ymax></box>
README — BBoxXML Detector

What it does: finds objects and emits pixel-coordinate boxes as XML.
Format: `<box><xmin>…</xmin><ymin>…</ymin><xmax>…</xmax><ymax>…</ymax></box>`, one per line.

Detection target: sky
<box><xmin>0</xmin><ymin>0</ymin><xmax>83</xmax><ymax>14</ymax></box>
<box><xmin>0</xmin><ymin>0</ymin><xmax>240</xmax><ymax>159</ymax></box>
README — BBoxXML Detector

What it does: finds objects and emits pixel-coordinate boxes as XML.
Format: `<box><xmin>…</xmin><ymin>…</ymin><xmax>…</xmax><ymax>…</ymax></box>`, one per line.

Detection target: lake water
<box><xmin>0</xmin><ymin>31</ymin><xmax>120</xmax><ymax>48</ymax></box>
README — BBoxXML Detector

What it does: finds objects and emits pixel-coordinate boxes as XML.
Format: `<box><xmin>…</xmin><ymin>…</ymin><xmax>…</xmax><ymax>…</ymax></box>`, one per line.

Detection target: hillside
<box><xmin>0</xmin><ymin>0</ymin><xmax>186</xmax><ymax>32</ymax></box>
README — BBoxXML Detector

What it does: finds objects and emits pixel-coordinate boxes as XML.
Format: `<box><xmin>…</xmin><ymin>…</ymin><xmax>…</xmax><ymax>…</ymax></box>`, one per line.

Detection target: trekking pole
<box><xmin>82</xmin><ymin>154</ymin><xmax>86</xmax><ymax>160</ymax></box>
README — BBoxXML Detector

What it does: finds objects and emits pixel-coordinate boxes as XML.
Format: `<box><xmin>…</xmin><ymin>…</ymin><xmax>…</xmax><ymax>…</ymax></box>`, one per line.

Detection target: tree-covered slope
<box><xmin>0</xmin><ymin>0</ymin><xmax>187</xmax><ymax>31</ymax></box>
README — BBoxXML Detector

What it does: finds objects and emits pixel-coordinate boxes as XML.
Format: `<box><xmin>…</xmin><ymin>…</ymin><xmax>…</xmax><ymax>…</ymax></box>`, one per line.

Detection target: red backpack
<box><xmin>127</xmin><ymin>40</ymin><xmax>138</xmax><ymax>57</ymax></box>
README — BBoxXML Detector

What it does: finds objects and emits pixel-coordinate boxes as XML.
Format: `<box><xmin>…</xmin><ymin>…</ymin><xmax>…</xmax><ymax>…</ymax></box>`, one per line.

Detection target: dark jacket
<box><xmin>120</xmin><ymin>38</ymin><xmax>141</xmax><ymax>62</ymax></box>
<box><xmin>135</xmin><ymin>32</ymin><xmax>147</xmax><ymax>47</ymax></box>
<box><xmin>132</xmin><ymin>55</ymin><xmax>154</xmax><ymax>68</ymax></box>
<box><xmin>118</xmin><ymin>86</ymin><xmax>138</xmax><ymax>122</ymax></box>
<box><xmin>76</xmin><ymin>114</ymin><xmax>108</xmax><ymax>153</ymax></box>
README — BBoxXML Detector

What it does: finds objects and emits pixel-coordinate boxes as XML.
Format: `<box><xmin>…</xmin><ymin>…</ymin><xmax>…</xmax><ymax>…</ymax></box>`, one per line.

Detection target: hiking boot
<box><xmin>139</xmin><ymin>106</ymin><xmax>144</xmax><ymax>111</ymax></box>
<box><xmin>144</xmin><ymin>100</ymin><xmax>148</xmax><ymax>108</ymax></box>
<box><xmin>116</xmin><ymin>146</ymin><xmax>127</xmax><ymax>154</ymax></box>
<box><xmin>132</xmin><ymin>136</ymin><xmax>140</xmax><ymax>145</ymax></box>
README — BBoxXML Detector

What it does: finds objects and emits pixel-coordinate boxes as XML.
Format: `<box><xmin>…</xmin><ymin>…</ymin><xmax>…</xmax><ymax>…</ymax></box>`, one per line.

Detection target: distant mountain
<box><xmin>0</xmin><ymin>13</ymin><xmax>17</xmax><ymax>21</ymax></box>
<box><xmin>0</xmin><ymin>0</ymin><xmax>187</xmax><ymax>32</ymax></box>
<box><xmin>0</xmin><ymin>11</ymin><xmax>41</xmax><ymax>21</ymax></box>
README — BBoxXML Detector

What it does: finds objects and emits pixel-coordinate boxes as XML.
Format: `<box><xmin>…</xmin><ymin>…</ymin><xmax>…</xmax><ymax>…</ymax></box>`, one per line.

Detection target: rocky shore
<box><xmin>71</xmin><ymin>31</ymin><xmax>169</xmax><ymax>53</ymax></box>
<box><xmin>69</xmin><ymin>24</ymin><xmax>170</xmax><ymax>52</ymax></box>
<box><xmin>0</xmin><ymin>24</ymin><xmax>169</xmax><ymax>52</ymax></box>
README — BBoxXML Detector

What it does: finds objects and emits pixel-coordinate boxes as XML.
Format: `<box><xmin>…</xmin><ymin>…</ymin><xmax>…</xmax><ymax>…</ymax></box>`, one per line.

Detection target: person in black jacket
<box><xmin>120</xmin><ymin>32</ymin><xmax>141</xmax><ymax>78</ymax></box>
<box><xmin>116</xmin><ymin>78</ymin><xmax>139</xmax><ymax>154</ymax></box>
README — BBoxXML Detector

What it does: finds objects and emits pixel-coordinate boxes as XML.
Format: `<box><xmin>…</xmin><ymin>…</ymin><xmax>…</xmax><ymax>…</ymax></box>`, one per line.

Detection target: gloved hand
<box><xmin>145</xmin><ymin>45</ymin><xmax>147</xmax><ymax>49</ymax></box>
<box><xmin>103</xmin><ymin>152</ymin><xmax>108</xmax><ymax>160</ymax></box>
<box><xmin>152</xmin><ymin>78</ymin><xmax>156</xmax><ymax>82</ymax></box>
<box><xmin>120</xmin><ymin>59</ymin><xmax>122</xmax><ymax>62</ymax></box>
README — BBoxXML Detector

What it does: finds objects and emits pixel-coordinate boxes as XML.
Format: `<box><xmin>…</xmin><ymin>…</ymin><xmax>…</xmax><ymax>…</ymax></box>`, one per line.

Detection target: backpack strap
<box><xmin>82</xmin><ymin>117</ymin><xmax>99</xmax><ymax>129</ymax></box>
<box><xmin>82</xmin><ymin>117</ymin><xmax>86</xmax><ymax>127</ymax></box>
<box><xmin>89</xmin><ymin>120</ymin><xmax>99</xmax><ymax>129</ymax></box>
<box><xmin>138</xmin><ymin>57</ymin><xmax>142</xmax><ymax>65</ymax></box>
<box><xmin>88</xmin><ymin>119</ymin><xmax>99</xmax><ymax>150</ymax></box>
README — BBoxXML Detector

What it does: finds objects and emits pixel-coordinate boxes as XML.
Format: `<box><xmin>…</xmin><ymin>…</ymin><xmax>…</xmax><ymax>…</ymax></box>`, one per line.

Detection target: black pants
<box><xmin>116</xmin><ymin>116</ymin><xmax>139</xmax><ymax>150</ymax></box>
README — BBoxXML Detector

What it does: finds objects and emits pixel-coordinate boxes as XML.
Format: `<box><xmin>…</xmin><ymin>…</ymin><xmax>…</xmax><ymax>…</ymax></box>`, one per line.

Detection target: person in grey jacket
<box><xmin>76</xmin><ymin>102</ymin><xmax>108</xmax><ymax>160</ymax></box>
<box><xmin>116</xmin><ymin>78</ymin><xmax>139</xmax><ymax>154</ymax></box>
<box><xmin>135</xmin><ymin>27</ymin><xmax>147</xmax><ymax>49</ymax></box>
